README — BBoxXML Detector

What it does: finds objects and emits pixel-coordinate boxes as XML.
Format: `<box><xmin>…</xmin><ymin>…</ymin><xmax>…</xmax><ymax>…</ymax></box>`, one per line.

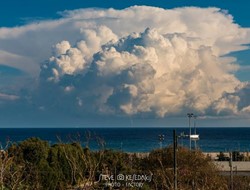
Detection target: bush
<box><xmin>143</xmin><ymin>146</ymin><xmax>227</xmax><ymax>190</ymax></box>
<box><xmin>4</xmin><ymin>138</ymin><xmax>250</xmax><ymax>189</ymax></box>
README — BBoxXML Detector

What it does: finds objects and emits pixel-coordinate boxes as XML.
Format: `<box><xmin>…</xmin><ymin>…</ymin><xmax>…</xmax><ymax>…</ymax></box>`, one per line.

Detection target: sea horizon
<box><xmin>1</xmin><ymin>127</ymin><xmax>250</xmax><ymax>153</ymax></box>
<box><xmin>1</xmin><ymin>125</ymin><xmax>250</xmax><ymax>128</ymax></box>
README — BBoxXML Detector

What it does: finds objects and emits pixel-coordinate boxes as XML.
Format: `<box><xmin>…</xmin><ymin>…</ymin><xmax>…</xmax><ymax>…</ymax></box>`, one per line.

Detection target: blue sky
<box><xmin>1</xmin><ymin>0</ymin><xmax>250</xmax><ymax>27</ymax></box>
<box><xmin>0</xmin><ymin>0</ymin><xmax>250</xmax><ymax>127</ymax></box>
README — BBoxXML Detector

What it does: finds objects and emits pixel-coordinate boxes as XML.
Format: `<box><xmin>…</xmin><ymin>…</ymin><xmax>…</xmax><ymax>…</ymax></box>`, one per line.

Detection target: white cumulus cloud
<box><xmin>39</xmin><ymin>27</ymin><xmax>246</xmax><ymax>117</ymax></box>
<box><xmin>0</xmin><ymin>6</ymin><xmax>250</xmax><ymax>118</ymax></box>
<box><xmin>0</xmin><ymin>6</ymin><xmax>249</xmax><ymax>75</ymax></box>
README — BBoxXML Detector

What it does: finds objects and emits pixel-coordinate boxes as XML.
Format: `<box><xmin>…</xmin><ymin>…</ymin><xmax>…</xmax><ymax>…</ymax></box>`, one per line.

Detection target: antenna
<box><xmin>191</xmin><ymin>115</ymin><xmax>199</xmax><ymax>150</ymax></box>
<box><xmin>158</xmin><ymin>134</ymin><xmax>165</xmax><ymax>149</ymax></box>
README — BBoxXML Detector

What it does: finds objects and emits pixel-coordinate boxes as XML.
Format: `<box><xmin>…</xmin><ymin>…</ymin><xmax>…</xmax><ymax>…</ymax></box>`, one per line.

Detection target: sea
<box><xmin>0</xmin><ymin>127</ymin><xmax>250</xmax><ymax>153</ymax></box>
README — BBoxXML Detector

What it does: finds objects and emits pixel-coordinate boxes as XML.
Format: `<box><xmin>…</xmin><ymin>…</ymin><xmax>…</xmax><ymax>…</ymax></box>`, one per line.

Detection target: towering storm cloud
<box><xmin>1</xmin><ymin>6</ymin><xmax>250</xmax><ymax>118</ymax></box>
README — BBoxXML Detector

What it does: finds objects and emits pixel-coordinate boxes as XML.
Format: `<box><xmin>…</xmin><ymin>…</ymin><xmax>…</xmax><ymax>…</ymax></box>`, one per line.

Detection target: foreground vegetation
<box><xmin>0</xmin><ymin>138</ymin><xmax>249</xmax><ymax>189</ymax></box>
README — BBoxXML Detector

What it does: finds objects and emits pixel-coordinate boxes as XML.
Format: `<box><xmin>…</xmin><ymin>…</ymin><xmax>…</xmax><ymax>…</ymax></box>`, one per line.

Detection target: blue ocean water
<box><xmin>0</xmin><ymin>127</ymin><xmax>250</xmax><ymax>153</ymax></box>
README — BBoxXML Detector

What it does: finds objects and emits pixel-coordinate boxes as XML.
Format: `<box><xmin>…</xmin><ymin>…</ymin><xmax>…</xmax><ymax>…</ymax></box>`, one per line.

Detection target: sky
<box><xmin>0</xmin><ymin>0</ymin><xmax>250</xmax><ymax>127</ymax></box>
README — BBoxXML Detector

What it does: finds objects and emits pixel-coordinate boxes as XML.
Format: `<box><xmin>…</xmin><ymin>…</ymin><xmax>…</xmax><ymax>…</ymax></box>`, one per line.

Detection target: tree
<box><xmin>143</xmin><ymin>146</ymin><xmax>227</xmax><ymax>190</ymax></box>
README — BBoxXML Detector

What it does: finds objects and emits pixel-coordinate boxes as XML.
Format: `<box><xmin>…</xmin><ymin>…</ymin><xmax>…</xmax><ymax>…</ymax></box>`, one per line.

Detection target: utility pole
<box><xmin>173</xmin><ymin>130</ymin><xmax>177</xmax><ymax>190</ymax></box>
<box><xmin>229</xmin><ymin>152</ymin><xmax>233</xmax><ymax>190</ymax></box>
<box><xmin>193</xmin><ymin>115</ymin><xmax>197</xmax><ymax>150</ymax></box>
<box><xmin>187</xmin><ymin>113</ymin><xmax>193</xmax><ymax>150</ymax></box>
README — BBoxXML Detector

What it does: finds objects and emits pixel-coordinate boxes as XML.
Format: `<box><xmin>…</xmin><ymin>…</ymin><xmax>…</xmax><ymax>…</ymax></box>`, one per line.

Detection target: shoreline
<box><xmin>127</xmin><ymin>151</ymin><xmax>250</xmax><ymax>160</ymax></box>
